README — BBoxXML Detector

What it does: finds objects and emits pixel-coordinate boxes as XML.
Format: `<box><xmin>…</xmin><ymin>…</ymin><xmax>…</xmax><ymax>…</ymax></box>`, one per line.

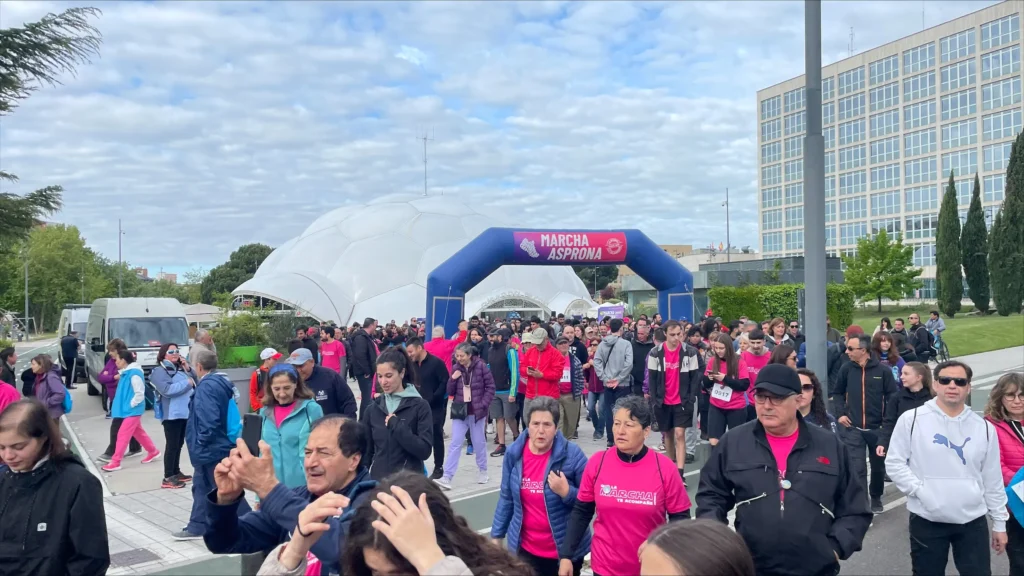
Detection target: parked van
<box><xmin>57</xmin><ymin>304</ymin><xmax>91</xmax><ymax>382</ymax></box>
<box><xmin>85</xmin><ymin>298</ymin><xmax>190</xmax><ymax>401</ymax></box>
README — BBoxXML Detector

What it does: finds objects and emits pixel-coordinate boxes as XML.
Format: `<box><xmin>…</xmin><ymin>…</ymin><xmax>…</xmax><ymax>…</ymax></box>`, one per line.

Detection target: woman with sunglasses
<box><xmin>985</xmin><ymin>372</ymin><xmax>1024</xmax><ymax>575</ymax></box>
<box><xmin>795</xmin><ymin>369</ymin><xmax>839</xmax><ymax>434</ymax></box>
<box><xmin>768</xmin><ymin>344</ymin><xmax>797</xmax><ymax>369</ymax></box>
<box><xmin>150</xmin><ymin>343</ymin><xmax>197</xmax><ymax>489</ymax></box>
<box><xmin>260</xmin><ymin>363</ymin><xmax>323</xmax><ymax>489</ymax></box>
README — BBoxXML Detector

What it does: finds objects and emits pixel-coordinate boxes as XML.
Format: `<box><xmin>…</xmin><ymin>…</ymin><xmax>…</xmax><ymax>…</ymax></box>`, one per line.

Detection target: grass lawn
<box><xmin>849</xmin><ymin>306</ymin><xmax>1024</xmax><ymax>357</ymax></box>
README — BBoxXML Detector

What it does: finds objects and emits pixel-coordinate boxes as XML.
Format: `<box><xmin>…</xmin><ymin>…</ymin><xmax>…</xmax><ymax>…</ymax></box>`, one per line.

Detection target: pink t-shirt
<box><xmin>558</xmin><ymin>355</ymin><xmax>573</xmax><ymax>395</ymax></box>
<box><xmin>578</xmin><ymin>449</ymin><xmax>690</xmax><ymax>576</ymax></box>
<box><xmin>663</xmin><ymin>345</ymin><xmax>681</xmax><ymax>405</ymax></box>
<box><xmin>706</xmin><ymin>356</ymin><xmax>750</xmax><ymax>411</ymax></box>
<box><xmin>273</xmin><ymin>403</ymin><xmax>296</xmax><ymax>428</ymax></box>
<box><xmin>320</xmin><ymin>339</ymin><xmax>346</xmax><ymax>373</ymax></box>
<box><xmin>766</xmin><ymin>428</ymin><xmax>799</xmax><ymax>501</ymax></box>
<box><xmin>741</xmin><ymin>350</ymin><xmax>771</xmax><ymax>405</ymax></box>
<box><xmin>520</xmin><ymin>448</ymin><xmax>557</xmax><ymax>559</ymax></box>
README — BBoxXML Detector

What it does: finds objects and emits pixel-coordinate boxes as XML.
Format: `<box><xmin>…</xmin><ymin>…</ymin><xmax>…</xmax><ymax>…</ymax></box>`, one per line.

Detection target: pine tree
<box><xmin>960</xmin><ymin>174</ymin><xmax>990</xmax><ymax>313</ymax></box>
<box><xmin>991</xmin><ymin>132</ymin><xmax>1024</xmax><ymax>315</ymax></box>
<box><xmin>936</xmin><ymin>171</ymin><xmax>963</xmax><ymax>317</ymax></box>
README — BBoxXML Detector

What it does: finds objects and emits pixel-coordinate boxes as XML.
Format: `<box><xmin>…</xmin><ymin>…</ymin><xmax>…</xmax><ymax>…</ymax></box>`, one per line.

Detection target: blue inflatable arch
<box><xmin>425</xmin><ymin>228</ymin><xmax>694</xmax><ymax>340</ymax></box>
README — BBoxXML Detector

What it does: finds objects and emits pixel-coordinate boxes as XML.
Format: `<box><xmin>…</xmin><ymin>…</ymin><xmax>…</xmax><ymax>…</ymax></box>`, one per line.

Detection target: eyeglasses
<box><xmin>937</xmin><ymin>376</ymin><xmax>969</xmax><ymax>387</ymax></box>
<box><xmin>753</xmin><ymin>392</ymin><xmax>788</xmax><ymax>405</ymax></box>
<box><xmin>166</xmin><ymin>350</ymin><xmax>179</xmax><ymax>355</ymax></box>
<box><xmin>789</xmin><ymin>324</ymin><xmax>799</xmax><ymax>329</ymax></box>
<box><xmin>801</xmin><ymin>384</ymin><xmax>814</xmax><ymax>392</ymax></box>
<box><xmin>1004</xmin><ymin>393</ymin><xmax>1024</xmax><ymax>402</ymax></box>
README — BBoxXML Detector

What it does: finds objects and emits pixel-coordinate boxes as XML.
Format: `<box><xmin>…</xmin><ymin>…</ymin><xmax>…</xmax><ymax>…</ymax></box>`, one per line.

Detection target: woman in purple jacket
<box><xmin>436</xmin><ymin>342</ymin><xmax>495</xmax><ymax>490</ymax></box>
<box><xmin>97</xmin><ymin>339</ymin><xmax>141</xmax><ymax>462</ymax></box>
<box><xmin>30</xmin><ymin>355</ymin><xmax>66</xmax><ymax>422</ymax></box>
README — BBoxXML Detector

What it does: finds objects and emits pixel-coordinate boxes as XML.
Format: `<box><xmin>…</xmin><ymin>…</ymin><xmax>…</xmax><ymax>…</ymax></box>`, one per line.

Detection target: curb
<box><xmin>60</xmin><ymin>414</ymin><xmax>113</xmax><ymax>498</ymax></box>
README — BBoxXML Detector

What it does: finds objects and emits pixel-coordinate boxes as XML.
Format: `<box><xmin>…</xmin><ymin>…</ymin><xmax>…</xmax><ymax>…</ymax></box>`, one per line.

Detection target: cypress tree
<box><xmin>960</xmin><ymin>174</ymin><xmax>989</xmax><ymax>313</ymax></box>
<box><xmin>991</xmin><ymin>132</ymin><xmax>1024</xmax><ymax>315</ymax></box>
<box><xmin>936</xmin><ymin>171</ymin><xmax>962</xmax><ymax>317</ymax></box>
<box><xmin>990</xmin><ymin>209</ymin><xmax>1016</xmax><ymax>315</ymax></box>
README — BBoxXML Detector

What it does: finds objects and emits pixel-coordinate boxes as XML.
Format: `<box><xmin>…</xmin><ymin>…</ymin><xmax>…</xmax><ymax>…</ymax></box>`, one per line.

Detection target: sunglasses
<box><xmin>801</xmin><ymin>384</ymin><xmax>814</xmax><ymax>392</ymax></box>
<box><xmin>937</xmin><ymin>376</ymin><xmax>969</xmax><ymax>387</ymax></box>
<box><xmin>846</xmin><ymin>346</ymin><xmax>860</xmax><ymax>352</ymax></box>
<box><xmin>166</xmin><ymin>350</ymin><xmax>179</xmax><ymax>355</ymax></box>
<box><xmin>789</xmin><ymin>324</ymin><xmax>799</xmax><ymax>328</ymax></box>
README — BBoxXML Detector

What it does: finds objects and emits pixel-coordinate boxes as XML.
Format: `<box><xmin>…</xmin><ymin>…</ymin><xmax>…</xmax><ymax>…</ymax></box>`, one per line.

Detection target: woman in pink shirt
<box><xmin>702</xmin><ymin>333</ymin><xmax>750</xmax><ymax>447</ymax></box>
<box><xmin>558</xmin><ymin>396</ymin><xmax>689</xmax><ymax>576</ymax></box>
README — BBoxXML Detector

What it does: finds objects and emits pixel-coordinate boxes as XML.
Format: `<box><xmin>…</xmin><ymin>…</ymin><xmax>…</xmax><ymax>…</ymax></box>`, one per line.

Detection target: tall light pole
<box><xmin>803</xmin><ymin>0</ymin><xmax>828</xmax><ymax>391</ymax></box>
<box><xmin>23</xmin><ymin>247</ymin><xmax>29</xmax><ymax>342</ymax></box>
<box><xmin>118</xmin><ymin>219</ymin><xmax>124</xmax><ymax>298</ymax></box>
<box><xmin>723</xmin><ymin>188</ymin><xmax>732</xmax><ymax>263</ymax></box>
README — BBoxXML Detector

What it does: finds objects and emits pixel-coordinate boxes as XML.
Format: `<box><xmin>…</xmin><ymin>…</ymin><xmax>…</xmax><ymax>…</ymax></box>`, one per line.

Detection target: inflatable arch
<box><xmin>425</xmin><ymin>228</ymin><xmax>694</xmax><ymax>339</ymax></box>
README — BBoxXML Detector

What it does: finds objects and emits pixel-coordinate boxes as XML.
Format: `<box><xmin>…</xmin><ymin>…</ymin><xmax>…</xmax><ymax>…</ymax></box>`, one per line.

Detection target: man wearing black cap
<box><xmin>696</xmin><ymin>365</ymin><xmax>871</xmax><ymax>576</ymax></box>
<box><xmin>486</xmin><ymin>327</ymin><xmax>520</xmax><ymax>457</ymax></box>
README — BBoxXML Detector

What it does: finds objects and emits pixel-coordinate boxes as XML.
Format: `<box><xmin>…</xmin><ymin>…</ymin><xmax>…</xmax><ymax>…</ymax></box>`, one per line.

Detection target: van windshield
<box><xmin>73</xmin><ymin>323</ymin><xmax>88</xmax><ymax>341</ymax></box>
<box><xmin>109</xmin><ymin>318</ymin><xmax>189</xmax><ymax>349</ymax></box>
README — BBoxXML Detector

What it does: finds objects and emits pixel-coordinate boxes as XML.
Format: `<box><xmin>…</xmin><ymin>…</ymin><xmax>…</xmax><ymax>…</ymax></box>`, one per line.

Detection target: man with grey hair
<box><xmin>189</xmin><ymin>329</ymin><xmax>216</xmax><ymax>364</ymax></box>
<box><xmin>594</xmin><ymin>318</ymin><xmax>633</xmax><ymax>447</ymax></box>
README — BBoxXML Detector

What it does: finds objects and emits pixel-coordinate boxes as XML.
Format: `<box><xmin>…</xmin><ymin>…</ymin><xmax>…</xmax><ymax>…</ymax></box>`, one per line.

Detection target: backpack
<box><xmin>61</xmin><ymin>385</ymin><xmax>73</xmax><ymax>414</ymax></box>
<box><xmin>226</xmin><ymin>383</ymin><xmax>242</xmax><ymax>442</ymax></box>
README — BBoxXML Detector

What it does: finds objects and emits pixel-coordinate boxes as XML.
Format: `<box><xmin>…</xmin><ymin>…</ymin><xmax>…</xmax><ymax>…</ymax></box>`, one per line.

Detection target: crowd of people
<box><xmin>0</xmin><ymin>307</ymin><xmax>1020</xmax><ymax>576</ymax></box>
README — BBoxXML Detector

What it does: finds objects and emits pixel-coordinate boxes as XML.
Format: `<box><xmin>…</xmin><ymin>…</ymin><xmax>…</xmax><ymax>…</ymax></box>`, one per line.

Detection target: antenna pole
<box><xmin>725</xmin><ymin>188</ymin><xmax>732</xmax><ymax>263</ymax></box>
<box><xmin>419</xmin><ymin>130</ymin><xmax>435</xmax><ymax>196</ymax></box>
<box><xmin>118</xmin><ymin>219</ymin><xmax>123</xmax><ymax>298</ymax></box>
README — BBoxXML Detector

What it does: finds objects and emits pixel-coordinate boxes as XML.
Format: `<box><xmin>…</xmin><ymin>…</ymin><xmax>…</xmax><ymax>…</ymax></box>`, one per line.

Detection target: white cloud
<box><xmin>0</xmin><ymin>0</ymin><xmax>999</xmax><ymax>269</ymax></box>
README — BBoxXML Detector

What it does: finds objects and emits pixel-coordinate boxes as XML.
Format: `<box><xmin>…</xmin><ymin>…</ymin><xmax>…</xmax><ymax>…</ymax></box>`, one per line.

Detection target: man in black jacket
<box><xmin>697</xmin><ymin>365</ymin><xmax>871</xmax><ymax>576</ymax></box>
<box><xmin>287</xmin><ymin>348</ymin><xmax>357</xmax><ymax>418</ymax></box>
<box><xmin>906</xmin><ymin>313</ymin><xmax>933</xmax><ymax>363</ymax></box>
<box><xmin>831</xmin><ymin>333</ymin><xmax>899</xmax><ymax>513</ymax></box>
<box><xmin>350</xmin><ymin>317</ymin><xmax>379</xmax><ymax>417</ymax></box>
<box><xmin>406</xmin><ymin>337</ymin><xmax>450</xmax><ymax>479</ymax></box>
<box><xmin>630</xmin><ymin>318</ymin><xmax>655</xmax><ymax>397</ymax></box>
<box><xmin>60</xmin><ymin>331</ymin><xmax>79</xmax><ymax>389</ymax></box>
<box><xmin>646</xmin><ymin>320</ymin><xmax>701</xmax><ymax>475</ymax></box>
<box><xmin>297</xmin><ymin>327</ymin><xmax>319</xmax><ymax>366</ymax></box>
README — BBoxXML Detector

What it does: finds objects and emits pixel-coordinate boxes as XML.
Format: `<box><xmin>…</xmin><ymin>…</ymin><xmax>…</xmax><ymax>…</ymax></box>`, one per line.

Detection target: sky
<box><xmin>0</xmin><ymin>0</ymin><xmax>1000</xmax><ymax>275</ymax></box>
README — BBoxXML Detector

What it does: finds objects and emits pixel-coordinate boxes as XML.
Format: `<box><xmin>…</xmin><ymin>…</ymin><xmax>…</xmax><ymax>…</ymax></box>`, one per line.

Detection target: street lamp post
<box><xmin>23</xmin><ymin>249</ymin><xmax>29</xmax><ymax>342</ymax></box>
<box><xmin>118</xmin><ymin>219</ymin><xmax>124</xmax><ymax>298</ymax></box>
<box><xmin>723</xmin><ymin>188</ymin><xmax>732</xmax><ymax>263</ymax></box>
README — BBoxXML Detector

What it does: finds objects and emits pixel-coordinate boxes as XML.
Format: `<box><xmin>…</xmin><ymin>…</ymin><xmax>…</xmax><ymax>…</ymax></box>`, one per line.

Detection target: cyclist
<box><xmin>926</xmin><ymin>311</ymin><xmax>948</xmax><ymax>361</ymax></box>
<box><xmin>906</xmin><ymin>314</ymin><xmax>934</xmax><ymax>363</ymax></box>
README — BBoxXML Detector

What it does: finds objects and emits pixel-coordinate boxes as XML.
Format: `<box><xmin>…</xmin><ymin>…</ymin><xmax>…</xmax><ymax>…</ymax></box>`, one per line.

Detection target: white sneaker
<box><xmin>477</xmin><ymin>471</ymin><xmax>489</xmax><ymax>484</ymax></box>
<box><xmin>434</xmin><ymin>476</ymin><xmax>453</xmax><ymax>491</ymax></box>
<box><xmin>487</xmin><ymin>422</ymin><xmax>495</xmax><ymax>434</ymax></box>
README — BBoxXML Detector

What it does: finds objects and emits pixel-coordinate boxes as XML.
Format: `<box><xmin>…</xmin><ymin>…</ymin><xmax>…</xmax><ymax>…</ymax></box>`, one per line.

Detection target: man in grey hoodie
<box><xmin>593</xmin><ymin>318</ymin><xmax>633</xmax><ymax>447</ymax></box>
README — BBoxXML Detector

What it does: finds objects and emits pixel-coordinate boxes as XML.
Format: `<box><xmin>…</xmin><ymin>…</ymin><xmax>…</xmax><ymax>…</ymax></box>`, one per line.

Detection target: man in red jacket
<box><xmin>519</xmin><ymin>328</ymin><xmax>563</xmax><ymax>418</ymax></box>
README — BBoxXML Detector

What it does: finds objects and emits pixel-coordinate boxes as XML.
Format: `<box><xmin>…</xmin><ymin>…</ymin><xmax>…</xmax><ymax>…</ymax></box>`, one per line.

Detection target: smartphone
<box><xmin>242</xmin><ymin>414</ymin><xmax>262</xmax><ymax>456</ymax></box>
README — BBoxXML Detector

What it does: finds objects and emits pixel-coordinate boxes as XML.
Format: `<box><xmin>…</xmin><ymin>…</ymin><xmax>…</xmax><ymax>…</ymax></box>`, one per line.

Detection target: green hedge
<box><xmin>707</xmin><ymin>283</ymin><xmax>855</xmax><ymax>329</ymax></box>
<box><xmin>0</xmin><ymin>339</ymin><xmax>12</xmax><ymax>351</ymax></box>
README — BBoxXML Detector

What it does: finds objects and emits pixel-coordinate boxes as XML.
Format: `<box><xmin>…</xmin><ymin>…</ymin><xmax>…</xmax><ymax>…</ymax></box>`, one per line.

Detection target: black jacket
<box><xmin>630</xmin><ymin>338</ymin><xmax>656</xmax><ymax>391</ymax></box>
<box><xmin>60</xmin><ymin>335</ymin><xmax>79</xmax><ymax>360</ymax></box>
<box><xmin>412</xmin><ymin>353</ymin><xmax>449</xmax><ymax>410</ymax></box>
<box><xmin>305</xmin><ymin>366</ymin><xmax>357</xmax><ymax>418</ymax></box>
<box><xmin>21</xmin><ymin>368</ymin><xmax>34</xmax><ymax>398</ymax></box>
<box><xmin>878</xmin><ymin>386</ymin><xmax>933</xmax><ymax>448</ymax></box>
<box><xmin>569</xmin><ymin>340</ymin><xmax>588</xmax><ymax>368</ymax></box>
<box><xmin>831</xmin><ymin>356</ymin><xmax>899</xmax><ymax>430</ymax></box>
<box><xmin>646</xmin><ymin>343</ymin><xmax>701</xmax><ymax>406</ymax></box>
<box><xmin>907</xmin><ymin>324</ymin><xmax>932</xmax><ymax>359</ymax></box>
<box><xmin>0</xmin><ymin>457</ymin><xmax>110</xmax><ymax>576</ymax></box>
<box><xmin>360</xmin><ymin>394</ymin><xmax>433</xmax><ymax>481</ymax></box>
<box><xmin>302</xmin><ymin>337</ymin><xmax>319</xmax><ymax>365</ymax></box>
<box><xmin>349</xmin><ymin>328</ymin><xmax>378</xmax><ymax>378</ymax></box>
<box><xmin>696</xmin><ymin>418</ymin><xmax>871</xmax><ymax>576</ymax></box>
<box><xmin>0</xmin><ymin>361</ymin><xmax>15</xmax><ymax>388</ymax></box>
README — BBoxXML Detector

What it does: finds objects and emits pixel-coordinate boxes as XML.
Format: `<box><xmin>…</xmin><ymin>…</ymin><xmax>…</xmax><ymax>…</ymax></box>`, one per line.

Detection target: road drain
<box><xmin>110</xmin><ymin>548</ymin><xmax>161</xmax><ymax>568</ymax></box>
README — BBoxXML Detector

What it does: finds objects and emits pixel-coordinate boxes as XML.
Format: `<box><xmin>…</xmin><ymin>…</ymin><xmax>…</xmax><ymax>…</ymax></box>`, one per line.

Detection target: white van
<box><xmin>57</xmin><ymin>304</ymin><xmax>91</xmax><ymax>382</ymax></box>
<box><xmin>85</xmin><ymin>298</ymin><xmax>190</xmax><ymax>400</ymax></box>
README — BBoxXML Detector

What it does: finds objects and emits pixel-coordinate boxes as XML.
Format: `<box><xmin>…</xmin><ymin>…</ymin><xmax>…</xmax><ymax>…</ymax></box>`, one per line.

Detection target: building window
<box><xmin>822</xmin><ymin>76</ymin><xmax>835</xmax><ymax>100</ymax></box>
<box><xmin>839</xmin><ymin>67</ymin><xmax>865</xmax><ymax>96</ymax></box>
<box><xmin>982</xmin><ymin>76</ymin><xmax>1022</xmax><ymax>111</ymax></box>
<box><xmin>905</xmin><ymin>213</ymin><xmax>939</xmax><ymax>239</ymax></box>
<box><xmin>762</xmin><ymin>118</ymin><xmax>782</xmax><ymax>141</ymax></box>
<box><xmin>982</xmin><ymin>108</ymin><xmax>1023</xmax><ymax>141</ymax></box>
<box><xmin>825</xmin><ymin>151</ymin><xmax>835</xmax><ymax>175</ymax></box>
<box><xmin>824</xmin><ymin>126</ymin><xmax>835</xmax><ymax>150</ymax></box>
<box><xmin>982</xmin><ymin>14</ymin><xmax>1020</xmax><ymax>50</ymax></box>
<box><xmin>785</xmin><ymin>111</ymin><xmax>806</xmax><ymax>136</ymax></box>
<box><xmin>784</xmin><ymin>159</ymin><xmax>803</xmax><ymax>182</ymax></box>
<box><xmin>905</xmin><ymin>184</ymin><xmax>939</xmax><ymax>211</ymax></box>
<box><xmin>870</xmin><ymin>82</ymin><xmax>900</xmax><ymax>112</ymax></box>
<box><xmin>839</xmin><ymin>118</ymin><xmax>866</xmax><ymax>144</ymax></box>
<box><xmin>981</xmin><ymin>45</ymin><xmax>1020</xmax><ymax>81</ymax></box>
<box><xmin>871</xmin><ymin>217</ymin><xmax>902</xmax><ymax>237</ymax></box>
<box><xmin>905</xmin><ymin>128</ymin><xmax>937</xmax><ymax>157</ymax></box>
<box><xmin>784</xmin><ymin>87</ymin><xmax>806</xmax><ymax>113</ymax></box>
<box><xmin>869</xmin><ymin>109</ymin><xmax>900</xmax><ymax>138</ymax></box>
<box><xmin>941</xmin><ymin>149</ymin><xmax>978</xmax><ymax>179</ymax></box>
<box><xmin>984</xmin><ymin>174</ymin><xmax>1006</xmax><ymax>202</ymax></box>
<box><xmin>839</xmin><ymin>93</ymin><xmax>866</xmax><ymax>120</ymax></box>
<box><xmin>825</xmin><ymin>176</ymin><xmax>836</xmax><ymax>198</ymax></box>
<box><xmin>983</xmin><ymin>141</ymin><xmax>1012</xmax><ymax>172</ymax></box>
<box><xmin>826</xmin><ymin>200</ymin><xmax>836</xmax><ymax>222</ymax></box>
<box><xmin>823</xmin><ymin>102</ymin><xmax>835</xmax><ymax>125</ymax></box>
<box><xmin>761</xmin><ymin>186</ymin><xmax>783</xmax><ymax>208</ymax></box>
<box><xmin>762</xmin><ymin>209</ymin><xmax>783</xmax><ymax>231</ymax></box>
<box><xmin>840</xmin><ymin>222</ymin><xmax>868</xmax><ymax>245</ymax></box>
<box><xmin>905</xmin><ymin>157</ymin><xmax>938</xmax><ymax>185</ymax></box>
<box><xmin>762</xmin><ymin>232</ymin><xmax>783</xmax><ymax>253</ymax></box>
<box><xmin>904</xmin><ymin>42</ymin><xmax>935</xmax><ymax>74</ymax></box>
<box><xmin>871</xmin><ymin>190</ymin><xmax>901</xmax><ymax>216</ymax></box>
<box><xmin>940</xmin><ymin>60</ymin><xmax>976</xmax><ymax>93</ymax></box>
<box><xmin>941</xmin><ymin>118</ymin><xmax>978</xmax><ymax>148</ymax></box>
<box><xmin>870</xmin><ymin>55</ymin><xmax>899</xmax><ymax>86</ymax></box>
<box><xmin>785</xmin><ymin>183</ymin><xmax>804</xmax><ymax>205</ymax></box>
<box><xmin>761</xmin><ymin>141</ymin><xmax>782</xmax><ymax>164</ymax></box>
<box><xmin>838</xmin><ymin>144</ymin><xmax>866</xmax><ymax>171</ymax></box>
<box><xmin>785</xmin><ymin>229</ymin><xmax>804</xmax><ymax>250</ymax></box>
<box><xmin>871</xmin><ymin>163</ymin><xmax>900</xmax><ymax>191</ymax></box>
<box><xmin>940</xmin><ymin>29</ymin><xmax>975</xmax><ymax>63</ymax></box>
<box><xmin>826</xmin><ymin>225</ymin><xmax>836</xmax><ymax>247</ymax></box>
<box><xmin>839</xmin><ymin>170</ymin><xmax>867</xmax><ymax>195</ymax></box>
<box><xmin>912</xmin><ymin>243</ymin><xmax>936</xmax><ymax>266</ymax></box>
<box><xmin>904</xmin><ymin>99</ymin><xmax>937</xmax><ymax>129</ymax></box>
<box><xmin>871</xmin><ymin>136</ymin><xmax>900</xmax><ymax>164</ymax></box>
<box><xmin>762</xmin><ymin>164</ymin><xmax>782</xmax><ymax>186</ymax></box>
<box><xmin>785</xmin><ymin>206</ymin><xmax>804</xmax><ymax>227</ymax></box>
<box><xmin>940</xmin><ymin>89</ymin><xmax>977</xmax><ymax>121</ymax></box>
<box><xmin>761</xmin><ymin>95</ymin><xmax>782</xmax><ymax>120</ymax></box>
<box><xmin>784</xmin><ymin>136</ymin><xmax>803</xmax><ymax>159</ymax></box>
<box><xmin>953</xmin><ymin>177</ymin><xmax>974</xmax><ymax>205</ymax></box>
<box><xmin>904</xmin><ymin>71</ymin><xmax>936</xmax><ymax>102</ymax></box>
<box><xmin>839</xmin><ymin>197</ymin><xmax>867</xmax><ymax>220</ymax></box>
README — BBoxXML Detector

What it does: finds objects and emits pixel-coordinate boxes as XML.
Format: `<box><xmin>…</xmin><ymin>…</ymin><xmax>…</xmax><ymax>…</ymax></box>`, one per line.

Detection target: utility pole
<box><xmin>419</xmin><ymin>129</ymin><xmax>434</xmax><ymax>196</ymax></box>
<box><xmin>23</xmin><ymin>248</ymin><xmax>29</xmax><ymax>342</ymax></box>
<box><xmin>81</xmin><ymin>260</ymin><xmax>86</xmax><ymax>302</ymax></box>
<box><xmin>723</xmin><ymin>188</ymin><xmax>732</xmax><ymax>263</ymax></box>
<box><xmin>118</xmin><ymin>219</ymin><xmax>124</xmax><ymax>298</ymax></box>
<box><xmin>804</xmin><ymin>0</ymin><xmax>828</xmax><ymax>392</ymax></box>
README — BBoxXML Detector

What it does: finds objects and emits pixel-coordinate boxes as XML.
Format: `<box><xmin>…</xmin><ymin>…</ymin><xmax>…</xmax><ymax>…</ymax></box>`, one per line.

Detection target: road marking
<box><xmin>59</xmin><ymin>415</ymin><xmax>113</xmax><ymax>498</ymax></box>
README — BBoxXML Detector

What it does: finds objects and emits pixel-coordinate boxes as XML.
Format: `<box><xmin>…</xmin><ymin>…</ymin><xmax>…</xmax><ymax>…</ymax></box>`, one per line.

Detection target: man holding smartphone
<box><xmin>519</xmin><ymin>328</ymin><xmax>563</xmax><ymax>421</ymax></box>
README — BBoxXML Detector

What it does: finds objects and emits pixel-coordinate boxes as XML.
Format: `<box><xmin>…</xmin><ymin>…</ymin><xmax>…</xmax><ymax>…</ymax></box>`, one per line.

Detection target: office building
<box><xmin>756</xmin><ymin>1</ymin><xmax>1021</xmax><ymax>298</ymax></box>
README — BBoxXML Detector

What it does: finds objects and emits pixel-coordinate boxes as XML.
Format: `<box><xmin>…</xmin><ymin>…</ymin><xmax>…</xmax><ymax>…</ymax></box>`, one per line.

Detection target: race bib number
<box><xmin>560</xmin><ymin>368</ymin><xmax>571</xmax><ymax>383</ymax></box>
<box><xmin>711</xmin><ymin>383</ymin><xmax>733</xmax><ymax>402</ymax></box>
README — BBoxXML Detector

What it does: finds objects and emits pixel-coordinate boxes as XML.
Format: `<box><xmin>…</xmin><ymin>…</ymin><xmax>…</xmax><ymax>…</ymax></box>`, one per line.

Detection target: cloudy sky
<box><xmin>0</xmin><ymin>0</ymin><xmax>998</xmax><ymax>274</ymax></box>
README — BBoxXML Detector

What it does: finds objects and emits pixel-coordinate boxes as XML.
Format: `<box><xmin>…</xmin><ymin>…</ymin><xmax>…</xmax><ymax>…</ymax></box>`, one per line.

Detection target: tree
<box><xmin>201</xmin><ymin>243</ymin><xmax>274</xmax><ymax>304</ymax></box>
<box><xmin>572</xmin><ymin>265</ymin><xmax>618</xmax><ymax>295</ymax></box>
<box><xmin>991</xmin><ymin>131</ymin><xmax>1024</xmax><ymax>314</ymax></box>
<box><xmin>960</xmin><ymin>174</ymin><xmax>990</xmax><ymax>314</ymax></box>
<box><xmin>936</xmin><ymin>172</ymin><xmax>963</xmax><ymax>317</ymax></box>
<box><xmin>841</xmin><ymin>229</ymin><xmax>923</xmax><ymax>312</ymax></box>
<box><xmin>0</xmin><ymin>7</ymin><xmax>102</xmax><ymax>248</ymax></box>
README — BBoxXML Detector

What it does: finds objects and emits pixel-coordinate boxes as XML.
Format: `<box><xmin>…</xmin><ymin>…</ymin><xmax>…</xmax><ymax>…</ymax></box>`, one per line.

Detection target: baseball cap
<box><xmin>260</xmin><ymin>348</ymin><xmax>282</xmax><ymax>361</ymax></box>
<box><xmin>286</xmin><ymin>348</ymin><xmax>314</xmax><ymax>365</ymax></box>
<box><xmin>486</xmin><ymin>327</ymin><xmax>502</xmax><ymax>336</ymax></box>
<box><xmin>753</xmin><ymin>364</ymin><xmax>802</xmax><ymax>397</ymax></box>
<box><xmin>522</xmin><ymin>328</ymin><xmax>548</xmax><ymax>345</ymax></box>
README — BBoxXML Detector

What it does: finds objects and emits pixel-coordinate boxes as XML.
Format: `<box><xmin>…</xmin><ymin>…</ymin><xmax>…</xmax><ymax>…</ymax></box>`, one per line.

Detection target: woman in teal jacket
<box><xmin>259</xmin><ymin>363</ymin><xmax>323</xmax><ymax>488</ymax></box>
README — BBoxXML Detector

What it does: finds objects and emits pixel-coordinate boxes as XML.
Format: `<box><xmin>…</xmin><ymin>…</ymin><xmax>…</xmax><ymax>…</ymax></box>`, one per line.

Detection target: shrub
<box><xmin>210</xmin><ymin>313</ymin><xmax>270</xmax><ymax>361</ymax></box>
<box><xmin>0</xmin><ymin>338</ymin><xmax>12</xmax><ymax>351</ymax></box>
<box><xmin>707</xmin><ymin>283</ymin><xmax>855</xmax><ymax>328</ymax></box>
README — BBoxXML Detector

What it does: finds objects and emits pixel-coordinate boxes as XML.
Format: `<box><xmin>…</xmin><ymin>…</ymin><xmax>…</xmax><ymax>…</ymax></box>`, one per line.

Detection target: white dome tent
<box><xmin>233</xmin><ymin>195</ymin><xmax>597</xmax><ymax>325</ymax></box>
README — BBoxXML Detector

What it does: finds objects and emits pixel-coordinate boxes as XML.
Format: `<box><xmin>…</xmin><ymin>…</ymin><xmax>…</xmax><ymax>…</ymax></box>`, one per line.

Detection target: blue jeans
<box><xmin>186</xmin><ymin>462</ymin><xmax>251</xmax><ymax>535</ymax></box>
<box><xmin>587</xmin><ymin>391</ymin><xmax>605</xmax><ymax>437</ymax></box>
<box><xmin>603</xmin><ymin>386</ymin><xmax>632</xmax><ymax>445</ymax></box>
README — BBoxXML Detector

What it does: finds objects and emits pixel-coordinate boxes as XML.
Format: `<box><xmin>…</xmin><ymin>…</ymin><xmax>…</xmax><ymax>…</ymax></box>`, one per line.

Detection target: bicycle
<box><xmin>932</xmin><ymin>332</ymin><xmax>950</xmax><ymax>363</ymax></box>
